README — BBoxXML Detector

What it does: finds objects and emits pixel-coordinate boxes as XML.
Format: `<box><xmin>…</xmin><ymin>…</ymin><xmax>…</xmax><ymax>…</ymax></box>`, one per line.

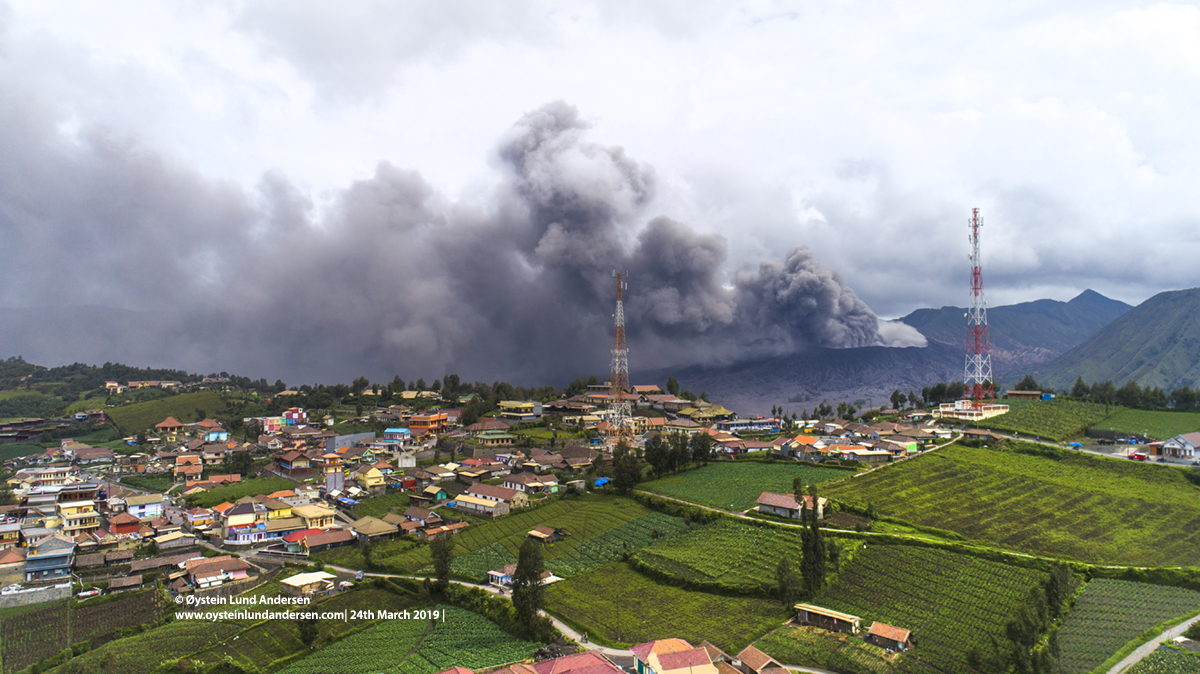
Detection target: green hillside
<box><xmin>105</xmin><ymin>390</ymin><xmax>228</xmax><ymax>434</ymax></box>
<box><xmin>1037</xmin><ymin>287</ymin><xmax>1200</xmax><ymax>390</ymax></box>
<box><xmin>823</xmin><ymin>442</ymin><xmax>1200</xmax><ymax>566</ymax></box>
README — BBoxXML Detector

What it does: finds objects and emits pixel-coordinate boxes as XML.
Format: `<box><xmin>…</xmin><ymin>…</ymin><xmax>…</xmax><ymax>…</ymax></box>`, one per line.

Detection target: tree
<box><xmin>800</xmin><ymin>485</ymin><xmax>826</xmax><ymax>598</ymax></box>
<box><xmin>1015</xmin><ymin>375</ymin><xmax>1040</xmax><ymax>391</ymax></box>
<box><xmin>775</xmin><ymin>554</ymin><xmax>801</xmax><ymax>605</ymax></box>
<box><xmin>689</xmin><ymin>433</ymin><xmax>712</xmax><ymax>464</ymax></box>
<box><xmin>890</xmin><ymin>389</ymin><xmax>903</xmax><ymax>409</ymax></box>
<box><xmin>667</xmin><ymin>432</ymin><xmax>690</xmax><ymax>473</ymax></box>
<box><xmin>1116</xmin><ymin>381</ymin><xmax>1143</xmax><ymax>408</ymax></box>
<box><xmin>645</xmin><ymin>435</ymin><xmax>670</xmax><ymax>478</ymax></box>
<box><xmin>1071</xmin><ymin>377</ymin><xmax>1090</xmax><ymax>399</ymax></box>
<box><xmin>297</xmin><ymin>615</ymin><xmax>319</xmax><ymax>647</ymax></box>
<box><xmin>511</xmin><ymin>539</ymin><xmax>546</xmax><ymax>631</ymax></box>
<box><xmin>462</xmin><ymin>397</ymin><xmax>488</xmax><ymax>427</ymax></box>
<box><xmin>666</xmin><ymin>375</ymin><xmax>680</xmax><ymax>396</ymax></box>
<box><xmin>612</xmin><ymin>442</ymin><xmax>642</xmax><ymax>493</ymax></box>
<box><xmin>429</xmin><ymin>533</ymin><xmax>455</xmax><ymax>590</ymax></box>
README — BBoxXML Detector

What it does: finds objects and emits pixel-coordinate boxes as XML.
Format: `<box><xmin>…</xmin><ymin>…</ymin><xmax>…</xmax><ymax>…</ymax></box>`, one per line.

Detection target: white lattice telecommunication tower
<box><xmin>607</xmin><ymin>271</ymin><xmax>633</xmax><ymax>449</ymax></box>
<box><xmin>965</xmin><ymin>208</ymin><xmax>994</xmax><ymax>407</ymax></box>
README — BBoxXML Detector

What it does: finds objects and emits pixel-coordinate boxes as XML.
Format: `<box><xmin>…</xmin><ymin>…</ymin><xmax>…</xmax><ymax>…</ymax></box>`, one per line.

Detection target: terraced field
<box><xmin>106</xmin><ymin>391</ymin><xmax>229</xmax><ymax>434</ymax></box>
<box><xmin>631</xmin><ymin>518</ymin><xmax>805</xmax><ymax>591</ymax></box>
<box><xmin>641</xmin><ymin>462</ymin><xmax>852</xmax><ymax>511</ymax></box>
<box><xmin>187</xmin><ymin>588</ymin><xmax>414</xmax><ymax>672</ymax></box>
<box><xmin>1125</xmin><ymin>648</ymin><xmax>1200</xmax><ymax>674</ymax></box>
<box><xmin>815</xmin><ymin>544</ymin><xmax>1047</xmax><ymax>674</ymax></box>
<box><xmin>823</xmin><ymin>442</ymin><xmax>1200</xmax><ymax>566</ymax></box>
<box><xmin>755</xmin><ymin>625</ymin><xmax>896</xmax><ymax>674</ymax></box>
<box><xmin>972</xmin><ymin>399</ymin><xmax>1113</xmax><ymax>441</ymax></box>
<box><xmin>47</xmin><ymin>621</ymin><xmax>242</xmax><ymax>673</ymax></box>
<box><xmin>1056</xmin><ymin>579</ymin><xmax>1200</xmax><ymax>674</ymax></box>
<box><xmin>1090</xmin><ymin>407</ymin><xmax>1200</xmax><ymax>441</ymax></box>
<box><xmin>278</xmin><ymin>605</ymin><xmax>542</xmax><ymax>674</ymax></box>
<box><xmin>545</xmin><ymin>562</ymin><xmax>789</xmax><ymax>652</ymax></box>
<box><xmin>360</xmin><ymin>496</ymin><xmax>661</xmax><ymax>575</ymax></box>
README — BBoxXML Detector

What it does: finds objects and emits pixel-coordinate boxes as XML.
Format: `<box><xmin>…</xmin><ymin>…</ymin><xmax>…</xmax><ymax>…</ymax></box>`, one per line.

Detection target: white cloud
<box><xmin>2</xmin><ymin>0</ymin><xmax>1199</xmax><ymax>323</ymax></box>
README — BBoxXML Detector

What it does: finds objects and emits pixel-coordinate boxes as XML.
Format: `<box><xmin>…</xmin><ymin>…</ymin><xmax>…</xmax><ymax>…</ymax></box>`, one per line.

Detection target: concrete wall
<box><xmin>0</xmin><ymin>583</ymin><xmax>72</xmax><ymax>609</ymax></box>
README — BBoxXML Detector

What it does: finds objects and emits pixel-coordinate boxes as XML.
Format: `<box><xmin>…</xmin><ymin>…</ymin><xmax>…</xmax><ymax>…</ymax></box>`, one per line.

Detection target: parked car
<box><xmin>1128</xmin><ymin>452</ymin><xmax>1149</xmax><ymax>461</ymax></box>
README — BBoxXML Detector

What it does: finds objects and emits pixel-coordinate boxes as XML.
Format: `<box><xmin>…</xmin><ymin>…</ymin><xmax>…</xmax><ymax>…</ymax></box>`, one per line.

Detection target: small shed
<box><xmin>281</xmin><ymin>570</ymin><xmax>337</xmax><ymax>596</ymax></box>
<box><xmin>867</xmin><ymin>622</ymin><xmax>912</xmax><ymax>651</ymax></box>
<box><xmin>108</xmin><ymin>575</ymin><xmax>144</xmax><ymax>593</ymax></box>
<box><xmin>527</xmin><ymin>525</ymin><xmax>562</xmax><ymax>543</ymax></box>
<box><xmin>795</xmin><ymin>603</ymin><xmax>861</xmax><ymax>634</ymax></box>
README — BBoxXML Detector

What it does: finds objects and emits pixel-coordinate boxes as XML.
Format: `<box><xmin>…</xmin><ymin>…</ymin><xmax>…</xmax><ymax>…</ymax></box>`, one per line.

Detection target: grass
<box><xmin>105</xmin><ymin>390</ymin><xmax>229</xmax><ymax>434</ymax></box>
<box><xmin>278</xmin><ymin>604</ymin><xmax>543</xmax><ymax>674</ymax></box>
<box><xmin>0</xmin><ymin>444</ymin><xmax>49</xmax><ymax>462</ymax></box>
<box><xmin>631</xmin><ymin>518</ymin><xmax>848</xmax><ymax>593</ymax></box>
<box><xmin>545</xmin><ymin>562</ymin><xmax>790</xmax><ymax>653</ymax></box>
<box><xmin>1056</xmin><ymin>579</ymin><xmax>1200</xmax><ymax>674</ymax></box>
<box><xmin>120</xmin><ymin>475</ymin><xmax>174</xmax><ymax>492</ymax></box>
<box><xmin>822</xmin><ymin>442</ymin><xmax>1200</xmax><ymax>566</ymax></box>
<box><xmin>45</xmin><ymin>620</ymin><xmax>242</xmax><ymax>673</ymax></box>
<box><xmin>187</xmin><ymin>587</ymin><xmax>415</xmax><ymax>672</ymax></box>
<box><xmin>1124</xmin><ymin>648</ymin><xmax>1200</xmax><ymax>674</ymax></box>
<box><xmin>341</xmin><ymin>495</ymin><xmax>654</xmax><ymax>576</ymax></box>
<box><xmin>972</xmin><ymin>399</ymin><xmax>1114</xmax><ymax>441</ymax></box>
<box><xmin>640</xmin><ymin>461</ymin><xmax>852</xmax><ymax>512</ymax></box>
<box><xmin>185</xmin><ymin>476</ymin><xmax>296</xmax><ymax>507</ymax></box>
<box><xmin>755</xmin><ymin>625</ymin><xmax>896</xmax><ymax>674</ymax></box>
<box><xmin>1090</xmin><ymin>408</ymin><xmax>1200</xmax><ymax>441</ymax></box>
<box><xmin>355</xmin><ymin>491</ymin><xmax>411</xmax><ymax>519</ymax></box>
<box><xmin>815</xmin><ymin>544</ymin><xmax>1048</xmax><ymax>674</ymax></box>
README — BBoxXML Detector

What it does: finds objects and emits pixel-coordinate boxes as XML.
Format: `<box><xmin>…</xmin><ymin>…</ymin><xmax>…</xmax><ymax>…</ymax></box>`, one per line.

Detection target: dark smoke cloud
<box><xmin>0</xmin><ymin>97</ymin><xmax>900</xmax><ymax>386</ymax></box>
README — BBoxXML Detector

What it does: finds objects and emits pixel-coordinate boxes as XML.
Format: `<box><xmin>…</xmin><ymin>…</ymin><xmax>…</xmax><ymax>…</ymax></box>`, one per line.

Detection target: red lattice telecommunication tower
<box><xmin>965</xmin><ymin>208</ymin><xmax>994</xmax><ymax>407</ymax></box>
<box><xmin>607</xmin><ymin>271</ymin><xmax>633</xmax><ymax>448</ymax></box>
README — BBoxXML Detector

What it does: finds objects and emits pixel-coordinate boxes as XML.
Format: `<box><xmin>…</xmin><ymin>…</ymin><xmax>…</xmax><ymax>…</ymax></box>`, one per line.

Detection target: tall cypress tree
<box><xmin>802</xmin><ymin>485</ymin><xmax>826</xmax><ymax>597</ymax></box>
<box><xmin>511</xmin><ymin>539</ymin><xmax>546</xmax><ymax>631</ymax></box>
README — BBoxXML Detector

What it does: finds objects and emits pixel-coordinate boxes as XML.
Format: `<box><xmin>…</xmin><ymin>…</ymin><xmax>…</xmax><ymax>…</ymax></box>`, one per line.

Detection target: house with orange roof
<box><xmin>632</xmin><ymin>639</ymin><xmax>719</xmax><ymax>674</ymax></box>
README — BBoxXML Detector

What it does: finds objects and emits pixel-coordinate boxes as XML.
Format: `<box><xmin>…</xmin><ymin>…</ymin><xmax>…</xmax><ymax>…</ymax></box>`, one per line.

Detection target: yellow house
<box><xmin>293</xmin><ymin>504</ymin><xmax>337</xmax><ymax>529</ymax></box>
<box><xmin>259</xmin><ymin>498</ymin><xmax>294</xmax><ymax>520</ymax></box>
<box><xmin>58</xmin><ymin>501</ymin><xmax>100</xmax><ymax>535</ymax></box>
<box><xmin>354</xmin><ymin>466</ymin><xmax>385</xmax><ymax>490</ymax></box>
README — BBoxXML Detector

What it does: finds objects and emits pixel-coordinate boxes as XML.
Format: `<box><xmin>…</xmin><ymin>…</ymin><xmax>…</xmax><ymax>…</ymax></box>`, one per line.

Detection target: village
<box><xmin>0</xmin><ymin>368</ymin><xmax>981</xmax><ymax>674</ymax></box>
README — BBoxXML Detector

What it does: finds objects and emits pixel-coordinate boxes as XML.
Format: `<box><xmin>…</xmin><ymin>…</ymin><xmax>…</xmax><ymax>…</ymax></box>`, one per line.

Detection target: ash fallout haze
<box><xmin>1</xmin><ymin>1</ymin><xmax>1198</xmax><ymax>390</ymax></box>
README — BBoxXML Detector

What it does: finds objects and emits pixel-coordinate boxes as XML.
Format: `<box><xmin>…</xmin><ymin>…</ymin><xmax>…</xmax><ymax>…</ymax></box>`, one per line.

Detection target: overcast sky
<box><xmin>1</xmin><ymin>1</ymin><xmax>1197</xmax><ymax>383</ymax></box>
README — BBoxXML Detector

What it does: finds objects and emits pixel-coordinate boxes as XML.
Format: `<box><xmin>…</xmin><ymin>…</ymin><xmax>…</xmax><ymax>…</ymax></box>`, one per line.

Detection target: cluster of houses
<box><xmin>433</xmin><ymin>608</ymin><xmax>913</xmax><ymax>674</ymax></box>
<box><xmin>0</xmin><ymin>464</ymin><xmax>194</xmax><ymax>589</ymax></box>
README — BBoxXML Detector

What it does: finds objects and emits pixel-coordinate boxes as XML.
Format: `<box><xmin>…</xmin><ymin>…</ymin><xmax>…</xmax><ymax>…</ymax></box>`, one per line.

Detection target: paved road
<box><xmin>1107</xmin><ymin>611</ymin><xmax>1200</xmax><ymax>674</ymax></box>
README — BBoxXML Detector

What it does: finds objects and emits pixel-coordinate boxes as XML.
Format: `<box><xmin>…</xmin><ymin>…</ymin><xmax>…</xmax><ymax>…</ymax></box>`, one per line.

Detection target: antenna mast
<box><xmin>608</xmin><ymin>271</ymin><xmax>633</xmax><ymax>449</ymax></box>
<box><xmin>965</xmin><ymin>208</ymin><xmax>993</xmax><ymax>407</ymax></box>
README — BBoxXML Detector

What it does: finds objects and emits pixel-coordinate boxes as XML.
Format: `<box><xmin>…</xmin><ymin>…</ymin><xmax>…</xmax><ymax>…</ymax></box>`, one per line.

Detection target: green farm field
<box><xmin>755</xmin><ymin>625</ymin><xmax>895</xmax><ymax>674</ymax></box>
<box><xmin>823</xmin><ymin>442</ymin><xmax>1200</xmax><ymax>566</ymax></box>
<box><xmin>185</xmin><ymin>476</ymin><xmax>297</xmax><ymax>507</ymax></box>
<box><xmin>1056</xmin><ymin>579</ymin><xmax>1200</xmax><ymax>674</ymax></box>
<box><xmin>106</xmin><ymin>390</ymin><xmax>229</xmax><ymax>434</ymax></box>
<box><xmin>333</xmin><ymin>496</ymin><xmax>661</xmax><ymax>576</ymax></box>
<box><xmin>640</xmin><ymin>461</ymin><xmax>852</xmax><ymax>511</ymax></box>
<box><xmin>816</xmin><ymin>544</ymin><xmax>1047</xmax><ymax>674</ymax></box>
<box><xmin>972</xmin><ymin>399</ymin><xmax>1113</xmax><ymax>441</ymax></box>
<box><xmin>46</xmin><ymin>620</ymin><xmax>242</xmax><ymax>674</ymax></box>
<box><xmin>278</xmin><ymin>605</ymin><xmax>542</xmax><ymax>674</ymax></box>
<box><xmin>1090</xmin><ymin>407</ymin><xmax>1200</xmax><ymax>441</ymax></box>
<box><xmin>187</xmin><ymin>588</ymin><xmax>416</xmax><ymax>672</ymax></box>
<box><xmin>631</xmin><ymin>518</ymin><xmax>854</xmax><ymax>593</ymax></box>
<box><xmin>354</xmin><ymin>490</ymin><xmax>411</xmax><ymax>519</ymax></box>
<box><xmin>1125</xmin><ymin>648</ymin><xmax>1200</xmax><ymax>674</ymax></box>
<box><xmin>545</xmin><ymin>562</ymin><xmax>790</xmax><ymax>652</ymax></box>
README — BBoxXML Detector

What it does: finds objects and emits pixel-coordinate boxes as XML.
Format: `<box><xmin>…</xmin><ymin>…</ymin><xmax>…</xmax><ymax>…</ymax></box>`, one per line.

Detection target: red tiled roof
<box><xmin>657</xmin><ymin>647</ymin><xmax>711</xmax><ymax>671</ymax></box>
<box><xmin>736</xmin><ymin>645</ymin><xmax>780</xmax><ymax>672</ymax></box>
<box><xmin>756</xmin><ymin>492</ymin><xmax>800</xmax><ymax>510</ymax></box>
<box><xmin>532</xmin><ymin>651</ymin><xmax>624</xmax><ymax>674</ymax></box>
<box><xmin>869</xmin><ymin>621</ymin><xmax>911</xmax><ymax>642</ymax></box>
